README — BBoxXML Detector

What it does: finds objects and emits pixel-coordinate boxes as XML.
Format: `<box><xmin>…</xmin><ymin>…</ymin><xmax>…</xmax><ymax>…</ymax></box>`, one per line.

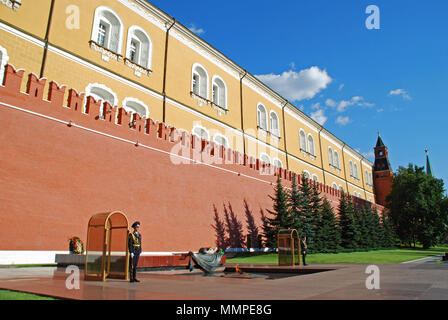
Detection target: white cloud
<box><xmin>325</xmin><ymin>96</ymin><xmax>375</xmax><ymax>112</ymax></box>
<box><xmin>255</xmin><ymin>66</ymin><xmax>332</xmax><ymax>102</ymax></box>
<box><xmin>338</xmin><ymin>83</ymin><xmax>344</xmax><ymax>91</ymax></box>
<box><xmin>310</xmin><ymin>109</ymin><xmax>328</xmax><ymax>125</ymax></box>
<box><xmin>362</xmin><ymin>151</ymin><xmax>375</xmax><ymax>159</ymax></box>
<box><xmin>389</xmin><ymin>88</ymin><xmax>412</xmax><ymax>100</ymax></box>
<box><xmin>189</xmin><ymin>24</ymin><xmax>205</xmax><ymax>35</ymax></box>
<box><xmin>325</xmin><ymin>98</ymin><xmax>337</xmax><ymax>107</ymax></box>
<box><xmin>336</xmin><ymin>116</ymin><xmax>351</xmax><ymax>126</ymax></box>
<box><xmin>311</xmin><ymin>102</ymin><xmax>321</xmax><ymax>110</ymax></box>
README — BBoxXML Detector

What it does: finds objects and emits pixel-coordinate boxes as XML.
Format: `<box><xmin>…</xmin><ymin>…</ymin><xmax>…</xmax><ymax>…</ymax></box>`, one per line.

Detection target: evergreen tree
<box><xmin>288</xmin><ymin>173</ymin><xmax>302</xmax><ymax>233</ymax></box>
<box><xmin>380</xmin><ymin>210</ymin><xmax>396</xmax><ymax>248</ymax></box>
<box><xmin>260</xmin><ymin>208</ymin><xmax>276</xmax><ymax>248</ymax></box>
<box><xmin>211</xmin><ymin>205</ymin><xmax>227</xmax><ymax>249</ymax></box>
<box><xmin>355</xmin><ymin>205</ymin><xmax>370</xmax><ymax>249</ymax></box>
<box><xmin>295</xmin><ymin>174</ymin><xmax>315</xmax><ymax>247</ymax></box>
<box><xmin>338</xmin><ymin>192</ymin><xmax>359</xmax><ymax>249</ymax></box>
<box><xmin>309</xmin><ymin>182</ymin><xmax>323</xmax><ymax>251</ymax></box>
<box><xmin>264</xmin><ymin>177</ymin><xmax>290</xmax><ymax>247</ymax></box>
<box><xmin>315</xmin><ymin>199</ymin><xmax>341</xmax><ymax>252</ymax></box>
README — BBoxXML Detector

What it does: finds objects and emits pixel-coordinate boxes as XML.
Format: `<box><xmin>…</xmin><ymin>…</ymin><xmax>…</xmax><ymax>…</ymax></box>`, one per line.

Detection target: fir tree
<box><xmin>338</xmin><ymin>192</ymin><xmax>359</xmax><ymax>249</ymax></box>
<box><xmin>211</xmin><ymin>205</ymin><xmax>227</xmax><ymax>249</ymax></box>
<box><xmin>309</xmin><ymin>182</ymin><xmax>323</xmax><ymax>251</ymax></box>
<box><xmin>380</xmin><ymin>210</ymin><xmax>396</xmax><ymax>248</ymax></box>
<box><xmin>315</xmin><ymin>199</ymin><xmax>341</xmax><ymax>252</ymax></box>
<box><xmin>264</xmin><ymin>176</ymin><xmax>291</xmax><ymax>247</ymax></box>
<box><xmin>295</xmin><ymin>174</ymin><xmax>315</xmax><ymax>246</ymax></box>
<box><xmin>260</xmin><ymin>208</ymin><xmax>276</xmax><ymax>248</ymax></box>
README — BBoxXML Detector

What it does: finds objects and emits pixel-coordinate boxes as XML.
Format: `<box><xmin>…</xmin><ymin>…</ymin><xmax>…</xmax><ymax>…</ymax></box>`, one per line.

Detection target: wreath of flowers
<box><xmin>69</xmin><ymin>236</ymin><xmax>85</xmax><ymax>254</ymax></box>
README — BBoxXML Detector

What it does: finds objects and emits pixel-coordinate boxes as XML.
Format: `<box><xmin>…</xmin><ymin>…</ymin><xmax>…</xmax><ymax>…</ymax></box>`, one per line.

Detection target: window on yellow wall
<box><xmin>308</xmin><ymin>135</ymin><xmax>315</xmax><ymax>156</ymax></box>
<box><xmin>213</xmin><ymin>134</ymin><xmax>228</xmax><ymax>148</ymax></box>
<box><xmin>334</xmin><ymin>151</ymin><xmax>340</xmax><ymax>169</ymax></box>
<box><xmin>270</xmin><ymin>111</ymin><xmax>280</xmax><ymax>136</ymax></box>
<box><xmin>126</xmin><ymin>26</ymin><xmax>152</xmax><ymax>69</ymax></box>
<box><xmin>211</xmin><ymin>76</ymin><xmax>227</xmax><ymax>109</ymax></box>
<box><xmin>257</xmin><ymin>104</ymin><xmax>268</xmax><ymax>131</ymax></box>
<box><xmin>273</xmin><ymin>158</ymin><xmax>283</xmax><ymax>168</ymax></box>
<box><xmin>312</xmin><ymin>175</ymin><xmax>319</xmax><ymax>182</ymax></box>
<box><xmin>92</xmin><ymin>7</ymin><xmax>124</xmax><ymax>54</ymax></box>
<box><xmin>192</xmin><ymin>126</ymin><xmax>210</xmax><ymax>141</ymax></box>
<box><xmin>260</xmin><ymin>153</ymin><xmax>271</xmax><ymax>165</ymax></box>
<box><xmin>299</xmin><ymin>130</ymin><xmax>306</xmax><ymax>151</ymax></box>
<box><xmin>328</xmin><ymin>147</ymin><xmax>334</xmax><ymax>166</ymax></box>
<box><xmin>191</xmin><ymin>64</ymin><xmax>209</xmax><ymax>99</ymax></box>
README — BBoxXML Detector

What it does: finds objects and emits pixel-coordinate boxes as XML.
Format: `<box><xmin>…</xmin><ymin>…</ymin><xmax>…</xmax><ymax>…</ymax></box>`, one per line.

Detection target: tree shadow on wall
<box><xmin>211</xmin><ymin>200</ymin><xmax>263</xmax><ymax>250</ymax></box>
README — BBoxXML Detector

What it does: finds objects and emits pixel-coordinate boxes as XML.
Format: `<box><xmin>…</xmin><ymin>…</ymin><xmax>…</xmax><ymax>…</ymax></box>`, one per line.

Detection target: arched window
<box><xmin>0</xmin><ymin>45</ymin><xmax>9</xmax><ymax>84</ymax></box>
<box><xmin>303</xmin><ymin>170</ymin><xmax>310</xmax><ymax>180</ymax></box>
<box><xmin>273</xmin><ymin>158</ymin><xmax>283</xmax><ymax>168</ymax></box>
<box><xmin>312</xmin><ymin>174</ymin><xmax>319</xmax><ymax>182</ymax></box>
<box><xmin>332</xmin><ymin>183</ymin><xmax>338</xmax><ymax>190</ymax></box>
<box><xmin>260</xmin><ymin>153</ymin><xmax>271</xmax><ymax>165</ymax></box>
<box><xmin>211</xmin><ymin>76</ymin><xmax>227</xmax><ymax>109</ymax></box>
<box><xmin>349</xmin><ymin>160</ymin><xmax>354</xmax><ymax>177</ymax></box>
<box><xmin>192</xmin><ymin>126</ymin><xmax>210</xmax><ymax>141</ymax></box>
<box><xmin>334</xmin><ymin>151</ymin><xmax>340</xmax><ymax>169</ymax></box>
<box><xmin>91</xmin><ymin>6</ymin><xmax>124</xmax><ymax>53</ymax></box>
<box><xmin>213</xmin><ymin>134</ymin><xmax>228</xmax><ymax>148</ymax></box>
<box><xmin>122</xmin><ymin>98</ymin><xmax>149</xmax><ymax>118</ymax></box>
<box><xmin>270</xmin><ymin>111</ymin><xmax>280</xmax><ymax>136</ymax></box>
<box><xmin>299</xmin><ymin>129</ymin><xmax>307</xmax><ymax>151</ymax></box>
<box><xmin>328</xmin><ymin>147</ymin><xmax>334</xmax><ymax>166</ymax></box>
<box><xmin>339</xmin><ymin>185</ymin><xmax>344</xmax><ymax>193</ymax></box>
<box><xmin>257</xmin><ymin>104</ymin><xmax>268</xmax><ymax>131</ymax></box>
<box><xmin>354</xmin><ymin>163</ymin><xmax>359</xmax><ymax>179</ymax></box>
<box><xmin>85</xmin><ymin>83</ymin><xmax>118</xmax><ymax>117</ymax></box>
<box><xmin>308</xmin><ymin>134</ymin><xmax>315</xmax><ymax>156</ymax></box>
<box><xmin>191</xmin><ymin>63</ymin><xmax>209</xmax><ymax>99</ymax></box>
<box><xmin>126</xmin><ymin>26</ymin><xmax>152</xmax><ymax>69</ymax></box>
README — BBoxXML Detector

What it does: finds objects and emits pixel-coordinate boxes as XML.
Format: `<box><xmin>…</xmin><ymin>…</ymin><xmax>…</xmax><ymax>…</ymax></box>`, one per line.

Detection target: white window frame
<box><xmin>0</xmin><ymin>45</ymin><xmax>9</xmax><ymax>85</ymax></box>
<box><xmin>257</xmin><ymin>103</ymin><xmax>268</xmax><ymax>131</ymax></box>
<box><xmin>84</xmin><ymin>83</ymin><xmax>118</xmax><ymax>117</ymax></box>
<box><xmin>192</xmin><ymin>125</ymin><xmax>210</xmax><ymax>141</ymax></box>
<box><xmin>91</xmin><ymin>6</ymin><xmax>124</xmax><ymax>54</ymax></box>
<box><xmin>332</xmin><ymin>183</ymin><xmax>338</xmax><ymax>190</ymax></box>
<box><xmin>334</xmin><ymin>150</ymin><xmax>340</xmax><ymax>169</ymax></box>
<box><xmin>354</xmin><ymin>163</ymin><xmax>359</xmax><ymax>179</ymax></box>
<box><xmin>328</xmin><ymin>147</ymin><xmax>334</xmax><ymax>166</ymax></box>
<box><xmin>307</xmin><ymin>134</ymin><xmax>315</xmax><ymax>156</ymax></box>
<box><xmin>213</xmin><ymin>134</ymin><xmax>229</xmax><ymax>148</ymax></box>
<box><xmin>273</xmin><ymin>158</ymin><xmax>283</xmax><ymax>168</ymax></box>
<box><xmin>126</xmin><ymin>25</ymin><xmax>153</xmax><ymax>69</ymax></box>
<box><xmin>299</xmin><ymin>129</ymin><xmax>307</xmax><ymax>152</ymax></box>
<box><xmin>191</xmin><ymin>63</ymin><xmax>209</xmax><ymax>99</ymax></box>
<box><xmin>122</xmin><ymin>97</ymin><xmax>150</xmax><ymax>119</ymax></box>
<box><xmin>303</xmin><ymin>170</ymin><xmax>311</xmax><ymax>180</ymax></box>
<box><xmin>312</xmin><ymin>174</ymin><xmax>319</xmax><ymax>182</ymax></box>
<box><xmin>349</xmin><ymin>160</ymin><xmax>354</xmax><ymax>177</ymax></box>
<box><xmin>211</xmin><ymin>75</ymin><xmax>227</xmax><ymax>109</ymax></box>
<box><xmin>269</xmin><ymin>111</ymin><xmax>280</xmax><ymax>137</ymax></box>
<box><xmin>259</xmin><ymin>153</ymin><xmax>271</xmax><ymax>165</ymax></box>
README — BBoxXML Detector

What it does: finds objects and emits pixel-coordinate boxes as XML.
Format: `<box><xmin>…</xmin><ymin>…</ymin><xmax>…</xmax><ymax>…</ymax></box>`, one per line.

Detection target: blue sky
<box><xmin>149</xmin><ymin>0</ymin><xmax>448</xmax><ymax>190</ymax></box>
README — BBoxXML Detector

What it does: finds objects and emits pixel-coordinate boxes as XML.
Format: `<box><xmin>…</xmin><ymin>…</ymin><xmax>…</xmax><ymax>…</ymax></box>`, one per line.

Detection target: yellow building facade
<box><xmin>0</xmin><ymin>0</ymin><xmax>376</xmax><ymax>203</ymax></box>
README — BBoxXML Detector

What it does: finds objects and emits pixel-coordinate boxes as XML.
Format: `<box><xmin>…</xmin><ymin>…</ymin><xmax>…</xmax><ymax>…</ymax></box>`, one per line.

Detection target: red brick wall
<box><xmin>0</xmin><ymin>65</ymin><xmax>384</xmax><ymax>252</ymax></box>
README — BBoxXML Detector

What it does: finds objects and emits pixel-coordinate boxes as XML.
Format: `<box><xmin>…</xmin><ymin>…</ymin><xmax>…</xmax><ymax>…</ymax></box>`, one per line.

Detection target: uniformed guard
<box><xmin>301</xmin><ymin>236</ymin><xmax>308</xmax><ymax>266</ymax></box>
<box><xmin>128</xmin><ymin>221</ymin><xmax>142</xmax><ymax>283</ymax></box>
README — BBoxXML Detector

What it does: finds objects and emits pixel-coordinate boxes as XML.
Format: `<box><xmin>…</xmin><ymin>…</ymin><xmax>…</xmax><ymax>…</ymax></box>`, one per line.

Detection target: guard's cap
<box><xmin>131</xmin><ymin>221</ymin><xmax>141</xmax><ymax>228</ymax></box>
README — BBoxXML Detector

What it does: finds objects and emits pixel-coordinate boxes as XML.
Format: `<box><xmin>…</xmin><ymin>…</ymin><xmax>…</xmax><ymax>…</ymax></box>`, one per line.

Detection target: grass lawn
<box><xmin>227</xmin><ymin>246</ymin><xmax>448</xmax><ymax>264</ymax></box>
<box><xmin>0</xmin><ymin>289</ymin><xmax>58</xmax><ymax>300</ymax></box>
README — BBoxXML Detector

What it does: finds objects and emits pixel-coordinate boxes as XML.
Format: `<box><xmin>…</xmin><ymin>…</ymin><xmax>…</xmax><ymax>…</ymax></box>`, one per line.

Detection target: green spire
<box><xmin>425</xmin><ymin>149</ymin><xmax>434</xmax><ymax>177</ymax></box>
